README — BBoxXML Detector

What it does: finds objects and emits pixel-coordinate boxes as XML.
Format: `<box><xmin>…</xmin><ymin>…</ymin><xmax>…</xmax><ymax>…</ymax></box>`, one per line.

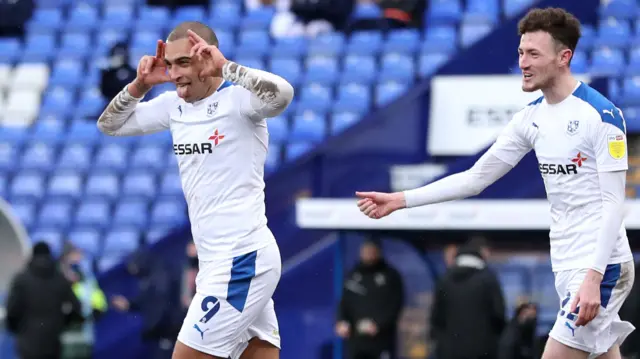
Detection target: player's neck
<box><xmin>542</xmin><ymin>73</ymin><xmax>578</xmax><ymax>105</ymax></box>
<box><xmin>189</xmin><ymin>78</ymin><xmax>224</xmax><ymax>103</ymax></box>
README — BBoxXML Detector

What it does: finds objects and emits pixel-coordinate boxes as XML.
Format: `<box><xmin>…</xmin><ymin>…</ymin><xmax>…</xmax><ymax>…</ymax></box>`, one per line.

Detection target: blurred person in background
<box><xmin>100</xmin><ymin>42</ymin><xmax>137</xmax><ymax>103</ymax></box>
<box><xmin>499</xmin><ymin>300</ymin><xmax>541</xmax><ymax>359</ymax></box>
<box><xmin>110</xmin><ymin>251</ymin><xmax>181</xmax><ymax>359</ymax></box>
<box><xmin>181</xmin><ymin>241</ymin><xmax>198</xmax><ymax>311</ymax></box>
<box><xmin>6</xmin><ymin>241</ymin><xmax>83</xmax><ymax>359</ymax></box>
<box><xmin>0</xmin><ymin>0</ymin><xmax>34</xmax><ymax>38</ymax></box>
<box><xmin>59</xmin><ymin>243</ymin><xmax>108</xmax><ymax>359</ymax></box>
<box><xmin>336</xmin><ymin>238</ymin><xmax>405</xmax><ymax>359</ymax></box>
<box><xmin>429</xmin><ymin>238</ymin><xmax>506</xmax><ymax>359</ymax></box>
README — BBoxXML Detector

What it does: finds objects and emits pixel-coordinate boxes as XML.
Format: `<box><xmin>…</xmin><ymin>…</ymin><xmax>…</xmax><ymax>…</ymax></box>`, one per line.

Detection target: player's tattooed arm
<box><xmin>97</xmin><ymin>86</ymin><xmax>143</xmax><ymax>135</ymax></box>
<box><xmin>221</xmin><ymin>61</ymin><xmax>294</xmax><ymax>118</ymax></box>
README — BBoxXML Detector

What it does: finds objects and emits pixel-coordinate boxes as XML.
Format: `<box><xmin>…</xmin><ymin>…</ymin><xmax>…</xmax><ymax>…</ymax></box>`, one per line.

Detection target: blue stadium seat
<box><xmin>0</xmin><ymin>175</ymin><xmax>6</xmax><ymax>198</ymax></box>
<box><xmin>241</xmin><ymin>7</ymin><xmax>275</xmax><ymax>31</ymax></box>
<box><xmin>48</xmin><ymin>172</ymin><xmax>83</xmax><ymax>199</ymax></box>
<box><xmin>308</xmin><ymin>33</ymin><xmax>346</xmax><ymax>57</ymax></box>
<box><xmin>130</xmin><ymin>145</ymin><xmax>165</xmax><ymax>172</ymax></box>
<box><xmin>211</xmin><ymin>2</ymin><xmax>242</xmax><ymax>30</ymax></box>
<box><xmin>136</xmin><ymin>6</ymin><xmax>170</xmax><ymax>31</ymax></box>
<box><xmin>103</xmin><ymin>228</ymin><xmax>140</xmax><ymax>256</ymax></box>
<box><xmin>27</xmin><ymin>8</ymin><xmax>63</xmax><ymax>33</ymax></box>
<box><xmin>101</xmin><ymin>6</ymin><xmax>134</xmax><ymax>32</ymax></box>
<box><xmin>331</xmin><ymin>112</ymin><xmax>361</xmax><ymax>134</ymax></box>
<box><xmin>267</xmin><ymin>116</ymin><xmax>289</xmax><ymax>144</ymax></box>
<box><xmin>460</xmin><ymin>23</ymin><xmax>493</xmax><ymax>47</ymax></box>
<box><xmin>65</xmin><ymin>5</ymin><xmax>99</xmax><ymax>32</ymax></box>
<box><xmin>269</xmin><ymin>58</ymin><xmax>302</xmax><ymax>87</ymax></box>
<box><xmin>85</xmin><ymin>173</ymin><xmax>120</xmax><ymax>200</ymax></box>
<box><xmin>285</xmin><ymin>143</ymin><xmax>312</xmax><ymax>161</ymax></box>
<box><xmin>236</xmin><ymin>30</ymin><xmax>271</xmax><ymax>58</ymax></box>
<box><xmin>10</xmin><ymin>172</ymin><xmax>45</xmax><ymax>201</ymax></box>
<box><xmin>375</xmin><ymin>83</ymin><xmax>408</xmax><ymax>107</ymax></box>
<box><xmin>0</xmin><ymin>38</ymin><xmax>21</xmax><ymax>63</ymax></box>
<box><xmin>600</xmin><ymin>0</ymin><xmax>638</xmax><ymax>20</ymax></box>
<box><xmin>335</xmin><ymin>83</ymin><xmax>370</xmax><ymax>113</ymax></box>
<box><xmin>233</xmin><ymin>56</ymin><xmax>265</xmax><ymax>70</ymax></box>
<box><xmin>20</xmin><ymin>143</ymin><xmax>56</xmax><ymax>173</ymax></box>
<box><xmin>589</xmin><ymin>48</ymin><xmax>625</xmax><ymax>77</ymax></box>
<box><xmin>503</xmin><ymin>0</ymin><xmax>535</xmax><ymax>18</ymax></box>
<box><xmin>146</xmin><ymin>227</ymin><xmax>171</xmax><ymax>245</ymax></box>
<box><xmin>346</xmin><ymin>31</ymin><xmax>383</xmax><ymax>56</ymax></box>
<box><xmin>577</xmin><ymin>25</ymin><xmax>596</xmax><ymax>51</ymax></box>
<box><xmin>75</xmin><ymin>199</ymin><xmax>111</xmax><ymax>229</ymax></box>
<box><xmin>621</xmin><ymin>77</ymin><xmax>640</xmax><ymax>106</ymax></box>
<box><xmin>113</xmin><ymin>200</ymin><xmax>149</xmax><ymax>228</ymax></box>
<box><xmin>122</xmin><ymin>172</ymin><xmax>157</xmax><ymax>199</ymax></box>
<box><xmin>38</xmin><ymin>200</ymin><xmax>74</xmax><ymax>229</ymax></box>
<box><xmin>68</xmin><ymin>228</ymin><xmax>102</xmax><ymax>257</ymax></box>
<box><xmin>10</xmin><ymin>200</ymin><xmax>37</xmax><ymax>228</ymax></box>
<box><xmin>419</xmin><ymin>53</ymin><xmax>449</xmax><ymax>77</ymax></box>
<box><xmin>77</xmin><ymin>89</ymin><xmax>106</xmax><ymax>118</ymax></box>
<box><xmin>379</xmin><ymin>54</ymin><xmax>415</xmax><ymax>84</ymax></box>
<box><xmin>21</xmin><ymin>35</ymin><xmax>55</xmax><ymax>63</ymax></box>
<box><xmin>422</xmin><ymin>26</ymin><xmax>458</xmax><ymax>54</ymax></box>
<box><xmin>138</xmin><ymin>130</ymin><xmax>173</xmax><ymax>147</ymax></box>
<box><xmin>41</xmin><ymin>87</ymin><xmax>75</xmax><ymax>116</ymax></box>
<box><xmin>272</xmin><ymin>37</ymin><xmax>308</xmax><ymax>59</ymax></box>
<box><xmin>132</xmin><ymin>30</ymin><xmax>162</xmax><ymax>50</ymax></box>
<box><xmin>304</xmin><ymin>56</ymin><xmax>339</xmax><ymax>86</ymax></box>
<box><xmin>29</xmin><ymin>117</ymin><xmax>65</xmax><ymax>145</ymax></box>
<box><xmin>150</xmin><ymin>198</ymin><xmax>187</xmax><ymax>227</ymax></box>
<box><xmin>290</xmin><ymin>112</ymin><xmax>326</xmax><ymax>142</ymax></box>
<box><xmin>570</xmin><ymin>51</ymin><xmax>588</xmax><ymax>74</ymax></box>
<box><xmin>49</xmin><ymin>60</ymin><xmax>83</xmax><ymax>89</ymax></box>
<box><xmin>426</xmin><ymin>0</ymin><xmax>463</xmax><ymax>26</ymax></box>
<box><xmin>299</xmin><ymin>84</ymin><xmax>333</xmax><ymax>113</ymax></box>
<box><xmin>383</xmin><ymin>29</ymin><xmax>421</xmax><ymax>55</ymax></box>
<box><xmin>30</xmin><ymin>229</ymin><xmax>63</xmax><ymax>256</ymax></box>
<box><xmin>94</xmin><ymin>144</ymin><xmax>129</xmax><ymax>172</ymax></box>
<box><xmin>595</xmin><ymin>19</ymin><xmax>631</xmax><ymax>49</ymax></box>
<box><xmin>464</xmin><ymin>0</ymin><xmax>499</xmax><ymax>25</ymax></box>
<box><xmin>58</xmin><ymin>33</ymin><xmax>91</xmax><ymax>59</ymax></box>
<box><xmin>531</xmin><ymin>264</ymin><xmax>557</xmax><ymax>318</ymax></box>
<box><xmin>160</xmin><ymin>173</ymin><xmax>183</xmax><ymax>196</ymax></box>
<box><xmin>266</xmin><ymin>144</ymin><xmax>280</xmax><ymax>172</ymax></box>
<box><xmin>66</xmin><ymin>121</ymin><xmax>101</xmax><ymax>144</ymax></box>
<box><xmin>0</xmin><ymin>142</ymin><xmax>18</xmax><ymax>173</ymax></box>
<box><xmin>341</xmin><ymin>54</ymin><xmax>376</xmax><ymax>85</ymax></box>
<box><xmin>626</xmin><ymin>47</ymin><xmax>640</xmax><ymax>75</ymax></box>
<box><xmin>171</xmin><ymin>6</ymin><xmax>206</xmax><ymax>28</ymax></box>
<box><xmin>96</xmin><ymin>30</ymin><xmax>125</xmax><ymax>54</ymax></box>
<box><xmin>350</xmin><ymin>2</ymin><xmax>382</xmax><ymax>21</ymax></box>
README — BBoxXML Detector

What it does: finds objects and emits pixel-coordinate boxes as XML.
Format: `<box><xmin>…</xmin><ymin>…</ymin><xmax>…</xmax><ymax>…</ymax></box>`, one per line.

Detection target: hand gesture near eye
<box><xmin>135</xmin><ymin>40</ymin><xmax>171</xmax><ymax>87</ymax></box>
<box><xmin>187</xmin><ymin>30</ymin><xmax>228</xmax><ymax>78</ymax></box>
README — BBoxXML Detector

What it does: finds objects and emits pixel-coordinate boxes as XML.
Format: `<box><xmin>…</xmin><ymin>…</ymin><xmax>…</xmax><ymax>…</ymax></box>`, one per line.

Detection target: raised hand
<box><xmin>187</xmin><ymin>29</ymin><xmax>228</xmax><ymax>78</ymax></box>
<box><xmin>135</xmin><ymin>40</ymin><xmax>171</xmax><ymax>87</ymax></box>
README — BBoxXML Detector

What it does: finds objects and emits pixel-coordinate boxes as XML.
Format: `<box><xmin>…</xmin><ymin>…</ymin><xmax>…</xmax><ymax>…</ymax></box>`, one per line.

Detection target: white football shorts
<box><xmin>549</xmin><ymin>260</ymin><xmax>635</xmax><ymax>358</ymax></box>
<box><xmin>177</xmin><ymin>240</ymin><xmax>282</xmax><ymax>358</ymax></box>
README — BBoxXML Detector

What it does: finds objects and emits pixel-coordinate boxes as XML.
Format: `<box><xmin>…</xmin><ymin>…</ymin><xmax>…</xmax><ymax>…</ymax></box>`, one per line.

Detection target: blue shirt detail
<box><xmin>572</xmin><ymin>82</ymin><xmax>626</xmax><ymax>134</ymax></box>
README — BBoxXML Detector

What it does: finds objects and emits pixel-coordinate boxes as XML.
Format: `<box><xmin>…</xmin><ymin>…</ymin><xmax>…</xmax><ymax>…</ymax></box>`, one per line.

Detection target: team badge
<box><xmin>607</xmin><ymin>134</ymin><xmax>626</xmax><ymax>160</ymax></box>
<box><xmin>207</xmin><ymin>102</ymin><xmax>218</xmax><ymax>117</ymax></box>
<box><xmin>566</xmin><ymin>120</ymin><xmax>580</xmax><ymax>135</ymax></box>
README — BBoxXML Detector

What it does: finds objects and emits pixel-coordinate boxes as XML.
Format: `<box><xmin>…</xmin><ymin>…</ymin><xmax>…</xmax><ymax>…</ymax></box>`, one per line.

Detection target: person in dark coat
<box><xmin>430</xmin><ymin>238</ymin><xmax>506</xmax><ymax>359</ymax></box>
<box><xmin>336</xmin><ymin>238</ymin><xmax>405</xmax><ymax>359</ymax></box>
<box><xmin>99</xmin><ymin>42</ymin><xmax>136</xmax><ymax>103</ymax></box>
<box><xmin>110</xmin><ymin>251</ymin><xmax>182</xmax><ymax>359</ymax></box>
<box><xmin>5</xmin><ymin>241</ymin><xmax>83</xmax><ymax>359</ymax></box>
<box><xmin>498</xmin><ymin>301</ymin><xmax>541</xmax><ymax>359</ymax></box>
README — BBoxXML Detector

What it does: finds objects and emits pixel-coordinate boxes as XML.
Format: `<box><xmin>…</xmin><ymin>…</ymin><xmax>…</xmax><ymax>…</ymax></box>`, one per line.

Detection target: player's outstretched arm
<box><xmin>97</xmin><ymin>40</ymin><xmax>172</xmax><ymax>136</ymax></box>
<box><xmin>356</xmin><ymin>152</ymin><xmax>514</xmax><ymax>219</ymax></box>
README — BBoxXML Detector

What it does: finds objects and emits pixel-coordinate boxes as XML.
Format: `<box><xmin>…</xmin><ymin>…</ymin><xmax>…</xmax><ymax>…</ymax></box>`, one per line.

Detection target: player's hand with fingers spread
<box><xmin>571</xmin><ymin>269</ymin><xmax>603</xmax><ymax>327</ymax></box>
<box><xmin>187</xmin><ymin>29</ymin><xmax>228</xmax><ymax>78</ymax></box>
<box><xmin>355</xmin><ymin>191</ymin><xmax>406</xmax><ymax>219</ymax></box>
<box><xmin>132</xmin><ymin>39</ymin><xmax>171</xmax><ymax>94</ymax></box>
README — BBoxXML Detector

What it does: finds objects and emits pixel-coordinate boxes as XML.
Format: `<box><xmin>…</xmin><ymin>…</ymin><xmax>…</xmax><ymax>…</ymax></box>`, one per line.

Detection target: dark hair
<box><xmin>167</xmin><ymin>21</ymin><xmax>219</xmax><ymax>47</ymax></box>
<box><xmin>32</xmin><ymin>241</ymin><xmax>52</xmax><ymax>256</ymax></box>
<box><xmin>518</xmin><ymin>7</ymin><xmax>582</xmax><ymax>53</ymax></box>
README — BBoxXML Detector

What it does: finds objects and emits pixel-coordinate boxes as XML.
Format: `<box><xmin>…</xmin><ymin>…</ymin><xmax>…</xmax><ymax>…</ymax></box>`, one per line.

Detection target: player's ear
<box><xmin>559</xmin><ymin>48</ymin><xmax>572</xmax><ymax>67</ymax></box>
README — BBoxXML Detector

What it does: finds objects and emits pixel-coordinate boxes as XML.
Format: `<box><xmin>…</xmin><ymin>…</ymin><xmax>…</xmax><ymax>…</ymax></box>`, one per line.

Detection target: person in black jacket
<box><xmin>498</xmin><ymin>301</ymin><xmax>541</xmax><ymax>359</ymax></box>
<box><xmin>430</xmin><ymin>238</ymin><xmax>506</xmax><ymax>359</ymax></box>
<box><xmin>336</xmin><ymin>238</ymin><xmax>405</xmax><ymax>359</ymax></box>
<box><xmin>5</xmin><ymin>241</ymin><xmax>83</xmax><ymax>359</ymax></box>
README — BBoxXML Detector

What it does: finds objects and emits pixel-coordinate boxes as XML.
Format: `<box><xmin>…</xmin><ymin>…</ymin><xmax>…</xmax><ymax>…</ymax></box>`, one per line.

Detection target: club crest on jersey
<box><xmin>207</xmin><ymin>102</ymin><xmax>218</xmax><ymax>117</ymax></box>
<box><xmin>608</xmin><ymin>134</ymin><xmax>626</xmax><ymax>160</ymax></box>
<box><xmin>566</xmin><ymin>120</ymin><xmax>580</xmax><ymax>135</ymax></box>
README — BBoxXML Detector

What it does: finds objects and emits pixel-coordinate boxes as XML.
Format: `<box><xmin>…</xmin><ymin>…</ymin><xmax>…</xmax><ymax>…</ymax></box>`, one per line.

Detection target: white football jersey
<box><xmin>488</xmin><ymin>82</ymin><xmax>633</xmax><ymax>271</ymax></box>
<box><xmin>131</xmin><ymin>81</ymin><xmax>275</xmax><ymax>260</ymax></box>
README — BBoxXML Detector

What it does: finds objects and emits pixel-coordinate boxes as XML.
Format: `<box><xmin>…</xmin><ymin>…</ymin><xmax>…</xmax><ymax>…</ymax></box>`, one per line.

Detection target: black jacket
<box><xmin>430</xmin><ymin>253</ymin><xmax>506</xmax><ymax>359</ymax></box>
<box><xmin>337</xmin><ymin>259</ymin><xmax>404</xmax><ymax>355</ymax></box>
<box><xmin>6</xmin><ymin>252</ymin><xmax>83</xmax><ymax>358</ymax></box>
<box><xmin>498</xmin><ymin>316</ymin><xmax>540</xmax><ymax>359</ymax></box>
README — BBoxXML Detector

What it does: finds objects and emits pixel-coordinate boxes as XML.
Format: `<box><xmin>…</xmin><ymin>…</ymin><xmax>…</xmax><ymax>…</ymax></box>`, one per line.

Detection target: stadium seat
<box><xmin>150</xmin><ymin>198</ymin><xmax>187</xmax><ymax>227</ymax></box>
<box><xmin>122</xmin><ymin>172</ymin><xmax>157</xmax><ymax>199</ymax></box>
<box><xmin>22</xmin><ymin>34</ymin><xmax>56</xmax><ymax>63</ymax></box>
<box><xmin>38</xmin><ymin>200</ymin><xmax>74</xmax><ymax>229</ymax></box>
<box><xmin>103</xmin><ymin>227</ymin><xmax>140</xmax><ymax>256</ymax></box>
<box><xmin>336</xmin><ymin>83</ymin><xmax>371</xmax><ymax>113</ymax></box>
<box><xmin>570</xmin><ymin>51</ymin><xmax>588</xmax><ymax>74</ymax></box>
<box><xmin>27</xmin><ymin>8</ymin><xmax>63</xmax><ymax>33</ymax></box>
<box><xmin>171</xmin><ymin>6</ymin><xmax>206</xmax><ymax>29</ymax></box>
<box><xmin>65</xmin><ymin>4</ymin><xmax>99</xmax><ymax>32</ymax></box>
<box><xmin>101</xmin><ymin>5</ymin><xmax>134</xmax><ymax>32</ymax></box>
<box><xmin>236</xmin><ymin>30</ymin><xmax>271</xmax><ymax>58</ymax></box>
<box><xmin>130</xmin><ymin>145</ymin><xmax>166</xmax><ymax>172</ymax></box>
<box><xmin>77</xmin><ymin>88</ymin><xmax>106</xmax><ymax>118</ymax></box>
<box><xmin>272</xmin><ymin>37</ymin><xmax>308</xmax><ymax>59</ymax></box>
<box><xmin>10</xmin><ymin>200</ymin><xmax>37</xmax><ymax>228</ymax></box>
<box><xmin>160</xmin><ymin>173</ymin><xmax>183</xmax><ymax>196</ymax></box>
<box><xmin>269</xmin><ymin>58</ymin><xmax>302</xmax><ymax>87</ymax></box>
<box><xmin>266</xmin><ymin>144</ymin><xmax>281</xmax><ymax>172</ymax></box>
<box><xmin>590</xmin><ymin>48</ymin><xmax>625</xmax><ymax>77</ymax></box>
<box><xmin>379</xmin><ymin>54</ymin><xmax>415</xmax><ymax>84</ymax></box>
<box><xmin>94</xmin><ymin>144</ymin><xmax>129</xmax><ymax>173</ymax></box>
<box><xmin>419</xmin><ymin>53</ymin><xmax>449</xmax><ymax>78</ymax></box>
<box><xmin>350</xmin><ymin>2</ymin><xmax>382</xmax><ymax>21</ymax></box>
<box><xmin>599</xmin><ymin>0</ymin><xmax>638</xmax><ymax>21</ymax></box>
<box><xmin>267</xmin><ymin>116</ymin><xmax>289</xmax><ymax>144</ymax></box>
<box><xmin>30</xmin><ymin>228</ymin><xmax>64</xmax><ymax>256</ymax></box>
<box><xmin>0</xmin><ymin>38</ymin><xmax>21</xmax><ymax>63</ymax></box>
<box><xmin>10</xmin><ymin>63</ymin><xmax>49</xmax><ymax>91</ymax></box>
<box><xmin>0</xmin><ymin>142</ymin><xmax>19</xmax><ymax>173</ymax></box>
<box><xmin>595</xmin><ymin>19</ymin><xmax>631</xmax><ymax>49</ymax></box>
<box><xmin>136</xmin><ymin>6</ymin><xmax>171</xmax><ymax>31</ymax></box>
<box><xmin>85</xmin><ymin>173</ymin><xmax>120</xmax><ymax>200</ymax></box>
<box><xmin>290</xmin><ymin>111</ymin><xmax>326</xmax><ymax>142</ymax></box>
<box><xmin>0</xmin><ymin>175</ymin><xmax>6</xmax><ymax>198</ymax></box>
<box><xmin>621</xmin><ymin>77</ymin><xmax>640</xmax><ymax>106</ymax></box>
<box><xmin>460</xmin><ymin>23</ymin><xmax>493</xmax><ymax>47</ymax></box>
<box><xmin>66</xmin><ymin>121</ymin><xmax>101</xmax><ymax>144</ymax></box>
<box><xmin>48</xmin><ymin>172</ymin><xmax>83</xmax><ymax>199</ymax></box>
<box><xmin>75</xmin><ymin>199</ymin><xmax>111</xmax><ymax>229</ymax></box>
<box><xmin>346</xmin><ymin>31</ymin><xmax>383</xmax><ymax>56</ymax></box>
<box><xmin>241</xmin><ymin>7</ymin><xmax>275</xmax><ymax>31</ymax></box>
<box><xmin>464</xmin><ymin>0</ymin><xmax>500</xmax><ymax>25</ymax></box>
<box><xmin>626</xmin><ymin>46</ymin><xmax>640</xmax><ymax>76</ymax></box>
<box><xmin>331</xmin><ymin>112</ymin><xmax>361</xmax><ymax>134</ymax></box>
<box><xmin>146</xmin><ymin>227</ymin><xmax>171</xmax><ymax>245</ymax></box>
<box><xmin>68</xmin><ymin>228</ymin><xmax>102</xmax><ymax>257</ymax></box>
<box><xmin>29</xmin><ymin>117</ymin><xmax>66</xmax><ymax>144</ymax></box>
<box><xmin>41</xmin><ymin>87</ymin><xmax>75</xmax><ymax>117</ymax></box>
<box><xmin>112</xmin><ymin>200</ymin><xmax>149</xmax><ymax>228</ymax></box>
<box><xmin>285</xmin><ymin>143</ymin><xmax>312</xmax><ymax>161</ymax></box>
<box><xmin>341</xmin><ymin>55</ymin><xmax>376</xmax><ymax>85</ymax></box>
<box><xmin>0</xmin><ymin>64</ymin><xmax>11</xmax><ymax>88</ymax></box>
<box><xmin>422</xmin><ymin>26</ymin><xmax>458</xmax><ymax>54</ymax></box>
<box><xmin>304</xmin><ymin>56</ymin><xmax>339</xmax><ymax>85</ymax></box>
<box><xmin>211</xmin><ymin>2</ymin><xmax>242</xmax><ymax>30</ymax></box>
<box><xmin>376</xmin><ymin>83</ymin><xmax>408</xmax><ymax>107</ymax></box>
<box><xmin>426</xmin><ymin>0</ymin><xmax>463</xmax><ymax>26</ymax></box>
<box><xmin>10</xmin><ymin>172</ymin><xmax>46</xmax><ymax>201</ymax></box>
<box><xmin>503</xmin><ymin>0</ymin><xmax>536</xmax><ymax>18</ymax></box>
<box><xmin>299</xmin><ymin>84</ymin><xmax>333</xmax><ymax>113</ymax></box>
<box><xmin>20</xmin><ymin>143</ymin><xmax>56</xmax><ymax>172</ymax></box>
<box><xmin>308</xmin><ymin>33</ymin><xmax>346</xmax><ymax>57</ymax></box>
<box><xmin>577</xmin><ymin>25</ymin><xmax>596</xmax><ymax>51</ymax></box>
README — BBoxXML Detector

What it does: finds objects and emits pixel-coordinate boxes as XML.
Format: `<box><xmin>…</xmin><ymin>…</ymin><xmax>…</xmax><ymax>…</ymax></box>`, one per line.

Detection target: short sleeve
<box><xmin>487</xmin><ymin>112</ymin><xmax>532</xmax><ymax>167</ymax></box>
<box><xmin>590</xmin><ymin>108</ymin><xmax>628</xmax><ymax>172</ymax></box>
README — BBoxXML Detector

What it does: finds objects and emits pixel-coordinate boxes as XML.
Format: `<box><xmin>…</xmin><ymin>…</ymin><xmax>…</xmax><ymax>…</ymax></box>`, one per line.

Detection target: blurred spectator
<box><xmin>349</xmin><ymin>0</ymin><xmax>424</xmax><ymax>32</ymax></box>
<box><xmin>290</xmin><ymin>0</ymin><xmax>354</xmax><ymax>34</ymax></box>
<box><xmin>498</xmin><ymin>301</ymin><xmax>541</xmax><ymax>359</ymax></box>
<box><xmin>146</xmin><ymin>0</ymin><xmax>206</xmax><ymax>9</ymax></box>
<box><xmin>430</xmin><ymin>238</ymin><xmax>506</xmax><ymax>359</ymax></box>
<box><xmin>443</xmin><ymin>244</ymin><xmax>457</xmax><ymax>268</ymax></box>
<box><xmin>110</xmin><ymin>251</ymin><xmax>181</xmax><ymax>359</ymax></box>
<box><xmin>0</xmin><ymin>0</ymin><xmax>34</xmax><ymax>38</ymax></box>
<box><xmin>621</xmin><ymin>260</ymin><xmax>640</xmax><ymax>359</ymax></box>
<box><xmin>6</xmin><ymin>242</ymin><xmax>83</xmax><ymax>359</ymax></box>
<box><xmin>336</xmin><ymin>238</ymin><xmax>404</xmax><ymax>359</ymax></box>
<box><xmin>100</xmin><ymin>42</ymin><xmax>136</xmax><ymax>102</ymax></box>
<box><xmin>59</xmin><ymin>243</ymin><xmax>108</xmax><ymax>359</ymax></box>
<box><xmin>181</xmin><ymin>241</ymin><xmax>198</xmax><ymax>310</ymax></box>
